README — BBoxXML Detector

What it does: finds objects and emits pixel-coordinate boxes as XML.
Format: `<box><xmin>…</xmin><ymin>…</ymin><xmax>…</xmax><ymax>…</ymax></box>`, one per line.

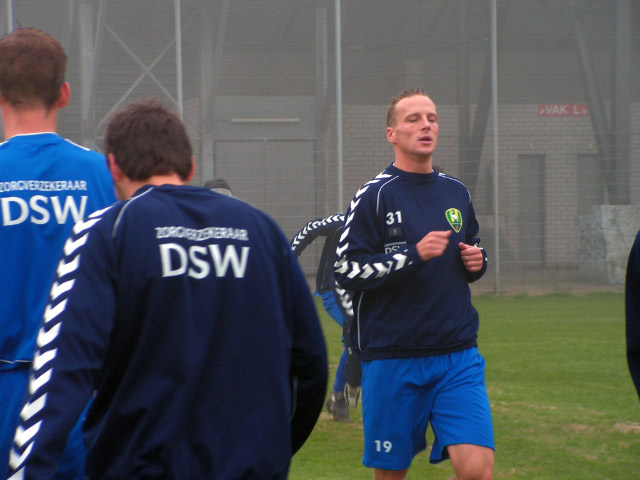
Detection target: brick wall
<box><xmin>327</xmin><ymin>101</ymin><xmax>639</xmax><ymax>271</ymax></box>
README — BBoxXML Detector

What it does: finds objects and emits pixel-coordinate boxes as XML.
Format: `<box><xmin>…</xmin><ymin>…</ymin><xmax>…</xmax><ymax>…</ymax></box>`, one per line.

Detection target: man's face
<box><xmin>386</xmin><ymin>95</ymin><xmax>439</xmax><ymax>161</ymax></box>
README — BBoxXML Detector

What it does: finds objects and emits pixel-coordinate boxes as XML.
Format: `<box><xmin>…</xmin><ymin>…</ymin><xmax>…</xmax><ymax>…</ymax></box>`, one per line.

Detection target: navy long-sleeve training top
<box><xmin>334</xmin><ymin>163</ymin><xmax>487</xmax><ymax>361</ymax></box>
<box><xmin>8</xmin><ymin>184</ymin><xmax>327</xmax><ymax>480</ymax></box>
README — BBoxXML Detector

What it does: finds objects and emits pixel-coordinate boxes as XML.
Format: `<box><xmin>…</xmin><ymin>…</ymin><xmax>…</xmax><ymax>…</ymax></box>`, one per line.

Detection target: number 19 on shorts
<box><xmin>374</xmin><ymin>440</ymin><xmax>392</xmax><ymax>453</ymax></box>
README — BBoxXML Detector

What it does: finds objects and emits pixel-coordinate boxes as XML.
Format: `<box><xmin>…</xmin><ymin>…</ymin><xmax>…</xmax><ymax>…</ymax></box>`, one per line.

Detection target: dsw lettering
<box><xmin>1</xmin><ymin>195</ymin><xmax>88</xmax><ymax>226</ymax></box>
<box><xmin>160</xmin><ymin>243</ymin><xmax>250</xmax><ymax>279</ymax></box>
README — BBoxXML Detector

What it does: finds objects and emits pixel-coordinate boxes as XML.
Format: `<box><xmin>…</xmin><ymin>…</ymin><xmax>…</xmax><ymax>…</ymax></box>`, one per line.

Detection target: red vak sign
<box><xmin>538</xmin><ymin>104</ymin><xmax>588</xmax><ymax>116</ymax></box>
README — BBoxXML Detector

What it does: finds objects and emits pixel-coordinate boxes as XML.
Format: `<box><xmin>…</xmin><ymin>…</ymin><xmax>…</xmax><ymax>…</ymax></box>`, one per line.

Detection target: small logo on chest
<box><xmin>445</xmin><ymin>208</ymin><xmax>463</xmax><ymax>233</ymax></box>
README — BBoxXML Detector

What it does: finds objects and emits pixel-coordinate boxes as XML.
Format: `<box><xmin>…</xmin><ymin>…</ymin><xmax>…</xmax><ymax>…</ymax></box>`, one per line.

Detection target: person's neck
<box><xmin>1</xmin><ymin>106</ymin><xmax>58</xmax><ymax>139</ymax></box>
<box><xmin>393</xmin><ymin>154</ymin><xmax>433</xmax><ymax>174</ymax></box>
<box><xmin>116</xmin><ymin>173</ymin><xmax>186</xmax><ymax>200</ymax></box>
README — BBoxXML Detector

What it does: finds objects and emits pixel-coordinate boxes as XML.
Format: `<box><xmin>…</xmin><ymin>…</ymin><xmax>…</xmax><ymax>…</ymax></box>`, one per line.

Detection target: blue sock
<box><xmin>333</xmin><ymin>349</ymin><xmax>348</xmax><ymax>393</ymax></box>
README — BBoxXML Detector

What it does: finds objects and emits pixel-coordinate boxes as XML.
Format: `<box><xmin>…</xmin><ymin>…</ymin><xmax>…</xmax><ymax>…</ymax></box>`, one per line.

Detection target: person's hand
<box><xmin>416</xmin><ymin>230</ymin><xmax>451</xmax><ymax>261</ymax></box>
<box><xmin>459</xmin><ymin>243</ymin><xmax>484</xmax><ymax>272</ymax></box>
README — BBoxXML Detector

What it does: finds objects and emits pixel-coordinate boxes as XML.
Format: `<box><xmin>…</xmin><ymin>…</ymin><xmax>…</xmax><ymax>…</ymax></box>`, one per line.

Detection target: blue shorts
<box><xmin>361</xmin><ymin>348</ymin><xmax>494</xmax><ymax>470</ymax></box>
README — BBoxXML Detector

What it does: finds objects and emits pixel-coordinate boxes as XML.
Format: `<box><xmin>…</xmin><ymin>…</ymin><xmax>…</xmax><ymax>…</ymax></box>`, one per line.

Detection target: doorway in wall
<box><xmin>518</xmin><ymin>154</ymin><xmax>546</xmax><ymax>267</ymax></box>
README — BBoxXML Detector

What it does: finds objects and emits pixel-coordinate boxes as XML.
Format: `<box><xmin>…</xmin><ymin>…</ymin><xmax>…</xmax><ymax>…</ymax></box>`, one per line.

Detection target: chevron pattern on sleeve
<box><xmin>290</xmin><ymin>213</ymin><xmax>344</xmax><ymax>253</ymax></box>
<box><xmin>8</xmin><ymin>214</ymin><xmax>105</xmax><ymax>480</ymax></box>
<box><xmin>334</xmin><ymin>172</ymin><xmax>411</xmax><ymax>281</ymax></box>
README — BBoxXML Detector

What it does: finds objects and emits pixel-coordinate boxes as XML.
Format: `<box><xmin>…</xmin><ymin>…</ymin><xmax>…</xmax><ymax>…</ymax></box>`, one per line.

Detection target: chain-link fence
<box><xmin>2</xmin><ymin>0</ymin><xmax>638</xmax><ymax>294</ymax></box>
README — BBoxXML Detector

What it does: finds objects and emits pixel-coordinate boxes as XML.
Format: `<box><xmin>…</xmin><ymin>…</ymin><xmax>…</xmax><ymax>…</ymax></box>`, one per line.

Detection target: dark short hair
<box><xmin>104</xmin><ymin>99</ymin><xmax>193</xmax><ymax>181</ymax></box>
<box><xmin>0</xmin><ymin>28</ymin><xmax>67</xmax><ymax>110</ymax></box>
<box><xmin>386</xmin><ymin>88</ymin><xmax>428</xmax><ymax>127</ymax></box>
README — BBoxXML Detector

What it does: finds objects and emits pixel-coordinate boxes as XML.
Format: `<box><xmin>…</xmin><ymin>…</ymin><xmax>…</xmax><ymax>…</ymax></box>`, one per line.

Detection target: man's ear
<box><xmin>107</xmin><ymin>153</ymin><xmax>124</xmax><ymax>182</ymax></box>
<box><xmin>57</xmin><ymin>82</ymin><xmax>70</xmax><ymax>109</ymax></box>
<box><xmin>386</xmin><ymin>126</ymin><xmax>396</xmax><ymax>144</ymax></box>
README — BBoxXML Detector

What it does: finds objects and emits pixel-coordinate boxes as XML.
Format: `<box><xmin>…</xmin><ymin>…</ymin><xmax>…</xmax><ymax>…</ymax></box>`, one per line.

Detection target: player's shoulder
<box><xmin>435</xmin><ymin>172</ymin><xmax>472</xmax><ymax>197</ymax></box>
<box><xmin>95</xmin><ymin>188</ymin><xmax>154</xmax><ymax>235</ymax></box>
<box><xmin>0</xmin><ymin>134</ymin><xmax>103</xmax><ymax>165</ymax></box>
<box><xmin>60</xmin><ymin>138</ymin><xmax>105</xmax><ymax>162</ymax></box>
<box><xmin>354</xmin><ymin>166</ymin><xmax>399</xmax><ymax>199</ymax></box>
<box><xmin>68</xmin><ymin>202</ymin><xmax>120</xmax><ymax>242</ymax></box>
<box><xmin>437</xmin><ymin>172</ymin><xmax>467</xmax><ymax>187</ymax></box>
<box><xmin>109</xmin><ymin>186</ymin><xmax>175</xmax><ymax>223</ymax></box>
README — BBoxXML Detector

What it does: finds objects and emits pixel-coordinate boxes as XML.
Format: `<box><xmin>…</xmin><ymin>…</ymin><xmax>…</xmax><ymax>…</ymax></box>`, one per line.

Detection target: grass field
<box><xmin>289</xmin><ymin>291</ymin><xmax>640</xmax><ymax>479</ymax></box>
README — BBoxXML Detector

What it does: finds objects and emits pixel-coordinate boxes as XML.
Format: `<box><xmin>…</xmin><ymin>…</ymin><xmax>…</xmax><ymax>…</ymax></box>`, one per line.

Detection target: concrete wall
<box><xmin>578</xmin><ymin>205</ymin><xmax>640</xmax><ymax>284</ymax></box>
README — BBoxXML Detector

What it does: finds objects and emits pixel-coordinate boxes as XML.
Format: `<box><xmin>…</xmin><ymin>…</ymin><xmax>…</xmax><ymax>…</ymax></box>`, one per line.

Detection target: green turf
<box><xmin>289</xmin><ymin>292</ymin><xmax>640</xmax><ymax>479</ymax></box>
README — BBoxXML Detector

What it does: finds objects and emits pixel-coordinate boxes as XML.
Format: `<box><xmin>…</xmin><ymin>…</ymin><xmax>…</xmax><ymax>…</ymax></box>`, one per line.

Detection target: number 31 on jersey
<box><xmin>386</xmin><ymin>211</ymin><xmax>402</xmax><ymax>225</ymax></box>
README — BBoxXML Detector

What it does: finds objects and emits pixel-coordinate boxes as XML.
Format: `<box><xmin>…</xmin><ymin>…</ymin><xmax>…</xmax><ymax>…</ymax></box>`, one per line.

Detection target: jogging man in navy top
<box><xmin>0</xmin><ymin>28</ymin><xmax>116</xmax><ymax>480</ymax></box>
<box><xmin>335</xmin><ymin>89</ymin><xmax>494</xmax><ymax>479</ymax></box>
<box><xmin>7</xmin><ymin>99</ymin><xmax>327</xmax><ymax>480</ymax></box>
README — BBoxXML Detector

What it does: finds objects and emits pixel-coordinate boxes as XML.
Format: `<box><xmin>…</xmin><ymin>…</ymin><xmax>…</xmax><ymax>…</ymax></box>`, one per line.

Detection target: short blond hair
<box><xmin>386</xmin><ymin>88</ymin><xmax>429</xmax><ymax>127</ymax></box>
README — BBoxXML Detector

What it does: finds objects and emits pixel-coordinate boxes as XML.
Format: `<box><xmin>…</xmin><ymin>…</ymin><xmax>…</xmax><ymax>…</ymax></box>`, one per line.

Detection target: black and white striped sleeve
<box><xmin>290</xmin><ymin>214</ymin><xmax>345</xmax><ymax>256</ymax></box>
<box><xmin>8</xmin><ymin>209</ymin><xmax>116</xmax><ymax>480</ymax></box>
<box><xmin>333</xmin><ymin>179</ymin><xmax>422</xmax><ymax>292</ymax></box>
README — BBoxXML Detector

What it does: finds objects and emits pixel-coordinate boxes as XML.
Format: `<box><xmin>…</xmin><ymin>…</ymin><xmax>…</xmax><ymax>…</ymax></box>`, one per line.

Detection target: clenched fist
<box><xmin>459</xmin><ymin>243</ymin><xmax>484</xmax><ymax>272</ymax></box>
